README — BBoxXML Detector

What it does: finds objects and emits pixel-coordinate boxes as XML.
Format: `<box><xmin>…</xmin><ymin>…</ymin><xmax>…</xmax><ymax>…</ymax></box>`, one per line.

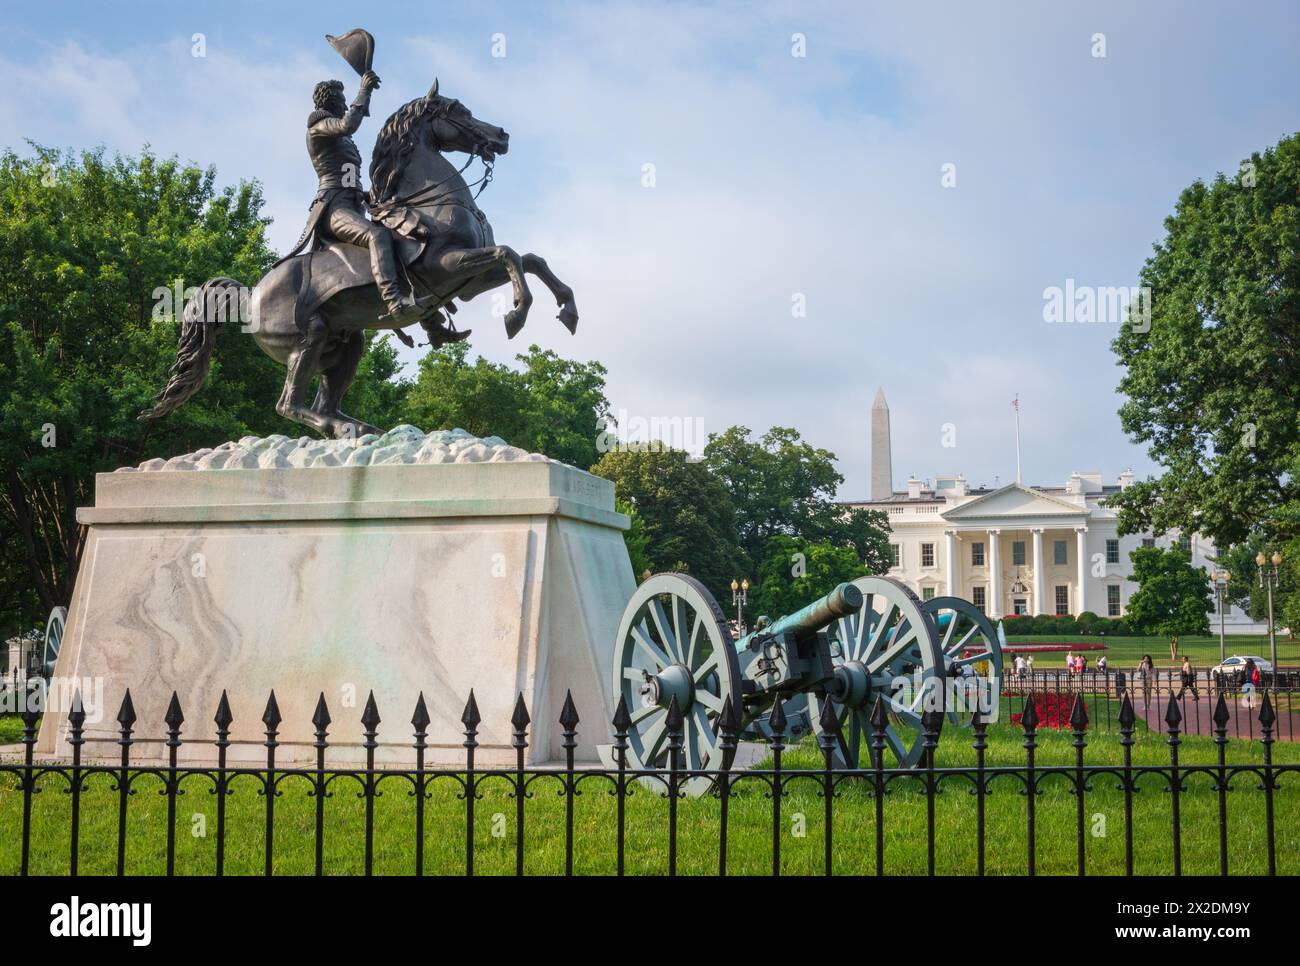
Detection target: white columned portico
<box><xmin>987</xmin><ymin>528</ymin><xmax>1001</xmax><ymax>615</ymax></box>
<box><xmin>1031</xmin><ymin>528</ymin><xmax>1044</xmax><ymax>615</ymax></box>
<box><xmin>1075</xmin><ymin>526</ymin><xmax>1088</xmax><ymax>615</ymax></box>
<box><xmin>945</xmin><ymin>530</ymin><xmax>957</xmax><ymax>596</ymax></box>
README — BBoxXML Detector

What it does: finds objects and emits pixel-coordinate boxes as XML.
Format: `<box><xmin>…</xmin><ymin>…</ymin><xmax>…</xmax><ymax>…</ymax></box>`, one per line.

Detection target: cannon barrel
<box><xmin>752</xmin><ymin>582</ymin><xmax>863</xmax><ymax>641</ymax></box>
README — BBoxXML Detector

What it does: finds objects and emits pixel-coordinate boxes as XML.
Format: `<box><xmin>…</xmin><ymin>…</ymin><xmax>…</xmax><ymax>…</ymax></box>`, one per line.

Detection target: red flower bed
<box><xmin>1009</xmin><ymin>692</ymin><xmax>1086</xmax><ymax>730</ymax></box>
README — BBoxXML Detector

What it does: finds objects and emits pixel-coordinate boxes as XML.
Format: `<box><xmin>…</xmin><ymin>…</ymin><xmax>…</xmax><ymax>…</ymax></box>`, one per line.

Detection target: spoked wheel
<box><xmin>923</xmin><ymin>596</ymin><xmax>1003</xmax><ymax>728</ymax></box>
<box><xmin>808</xmin><ymin>576</ymin><xmax>944</xmax><ymax>769</ymax></box>
<box><xmin>42</xmin><ymin>605</ymin><xmax>67</xmax><ymax>679</ymax></box>
<box><xmin>606</xmin><ymin>573</ymin><xmax>742</xmax><ymax>796</ymax></box>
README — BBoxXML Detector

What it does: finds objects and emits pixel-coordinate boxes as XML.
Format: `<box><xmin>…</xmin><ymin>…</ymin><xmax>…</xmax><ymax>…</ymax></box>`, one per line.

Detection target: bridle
<box><xmin>369</xmin><ymin>98</ymin><xmax>496</xmax><ymax>215</ymax></box>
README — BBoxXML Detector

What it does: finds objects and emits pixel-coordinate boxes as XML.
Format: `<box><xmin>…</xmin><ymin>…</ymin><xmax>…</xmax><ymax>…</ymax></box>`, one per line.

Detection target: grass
<box><xmin>2</xmin><ymin>720</ymin><xmax>1295</xmax><ymax>876</ymax></box>
<box><xmin>0</xmin><ymin>714</ymin><xmax>30</xmax><ymax>744</ymax></box>
<box><xmin>1003</xmin><ymin>633</ymin><xmax>1296</xmax><ymax>669</ymax></box>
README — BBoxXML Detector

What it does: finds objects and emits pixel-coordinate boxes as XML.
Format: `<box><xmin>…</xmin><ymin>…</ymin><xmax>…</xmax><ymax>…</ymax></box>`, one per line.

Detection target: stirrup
<box><xmin>378</xmin><ymin>295</ymin><xmax>436</xmax><ymax>326</ymax></box>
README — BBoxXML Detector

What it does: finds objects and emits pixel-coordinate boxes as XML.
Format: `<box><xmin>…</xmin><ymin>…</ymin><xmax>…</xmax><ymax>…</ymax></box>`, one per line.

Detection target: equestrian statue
<box><xmin>142</xmin><ymin>28</ymin><xmax>578</xmax><ymax>439</ymax></box>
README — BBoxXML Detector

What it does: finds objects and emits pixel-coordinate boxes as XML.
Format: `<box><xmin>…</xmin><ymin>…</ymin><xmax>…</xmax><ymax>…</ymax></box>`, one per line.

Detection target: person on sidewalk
<box><xmin>1176</xmin><ymin>655</ymin><xmax>1199</xmax><ymax>700</ymax></box>
<box><xmin>1138</xmin><ymin>654</ymin><xmax>1154</xmax><ymax>706</ymax></box>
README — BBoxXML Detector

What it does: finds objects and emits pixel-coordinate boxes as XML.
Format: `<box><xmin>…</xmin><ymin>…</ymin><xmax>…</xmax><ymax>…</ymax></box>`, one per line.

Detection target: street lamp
<box><xmin>1257</xmin><ymin>551</ymin><xmax>1283</xmax><ymax>675</ymax></box>
<box><xmin>731</xmin><ymin>578</ymin><xmax>749</xmax><ymax>636</ymax></box>
<box><xmin>1211</xmin><ymin>568</ymin><xmax>1230</xmax><ymax>664</ymax></box>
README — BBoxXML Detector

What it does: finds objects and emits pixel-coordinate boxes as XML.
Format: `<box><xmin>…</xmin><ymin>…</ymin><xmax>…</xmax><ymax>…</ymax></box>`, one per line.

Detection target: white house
<box><xmin>840</xmin><ymin>389</ymin><xmax>1265</xmax><ymax>632</ymax></box>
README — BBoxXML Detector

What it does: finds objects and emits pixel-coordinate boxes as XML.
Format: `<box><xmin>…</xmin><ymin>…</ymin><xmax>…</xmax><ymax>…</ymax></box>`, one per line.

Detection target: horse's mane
<box><xmin>370</xmin><ymin>96</ymin><xmax>434</xmax><ymax>203</ymax></box>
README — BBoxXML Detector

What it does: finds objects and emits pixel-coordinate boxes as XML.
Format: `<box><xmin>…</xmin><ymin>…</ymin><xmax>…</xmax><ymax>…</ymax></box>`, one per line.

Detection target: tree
<box><xmin>1125</xmin><ymin>546</ymin><xmax>1212</xmax><ymax>660</ymax></box>
<box><xmin>703</xmin><ymin>425</ymin><xmax>891</xmax><ymax>576</ymax></box>
<box><xmin>616</xmin><ymin>498</ymin><xmax>653</xmax><ymax>581</ymax></box>
<box><xmin>749</xmin><ymin>535</ymin><xmax>864</xmax><ymax>621</ymax></box>
<box><xmin>1218</xmin><ymin>536</ymin><xmax>1300</xmax><ymax>639</ymax></box>
<box><xmin>0</xmin><ymin>147</ymin><xmax>290</xmax><ymax>629</ymax></box>
<box><xmin>590</xmin><ymin>447</ymin><xmax>744</xmax><ymax>598</ymax></box>
<box><xmin>1109</xmin><ymin>134</ymin><xmax>1300</xmax><ymax>548</ymax></box>
<box><xmin>401</xmin><ymin>342</ymin><xmax>611</xmax><ymax>468</ymax></box>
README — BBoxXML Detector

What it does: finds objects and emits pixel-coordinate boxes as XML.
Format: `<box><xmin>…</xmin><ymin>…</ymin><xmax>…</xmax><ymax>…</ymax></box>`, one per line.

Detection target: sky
<box><xmin>3</xmin><ymin>0</ymin><xmax>1298</xmax><ymax>498</ymax></box>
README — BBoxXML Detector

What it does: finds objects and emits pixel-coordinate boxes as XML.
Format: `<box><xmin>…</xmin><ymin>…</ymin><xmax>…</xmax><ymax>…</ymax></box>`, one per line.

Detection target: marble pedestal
<box><xmin>37</xmin><ymin>430</ymin><xmax>633</xmax><ymax>766</ymax></box>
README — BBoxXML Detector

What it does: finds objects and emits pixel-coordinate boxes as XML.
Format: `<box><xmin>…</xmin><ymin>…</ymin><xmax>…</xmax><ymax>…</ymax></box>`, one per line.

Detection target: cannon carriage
<box><xmin>599</xmin><ymin>573</ymin><xmax>1002</xmax><ymax>795</ymax></box>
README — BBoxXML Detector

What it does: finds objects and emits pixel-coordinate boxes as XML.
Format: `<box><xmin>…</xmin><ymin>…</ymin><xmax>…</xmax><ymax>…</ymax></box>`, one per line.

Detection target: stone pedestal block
<box><xmin>37</xmin><ymin>429</ymin><xmax>632</xmax><ymax>766</ymax></box>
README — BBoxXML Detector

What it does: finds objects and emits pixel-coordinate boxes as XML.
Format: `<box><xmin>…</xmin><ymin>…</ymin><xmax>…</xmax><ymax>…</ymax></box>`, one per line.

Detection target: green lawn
<box><xmin>2</xmin><ymin>721</ymin><xmax>1295</xmax><ymax>876</ymax></box>
<box><xmin>0</xmin><ymin>714</ymin><xmax>29</xmax><ymax>744</ymax></box>
<box><xmin>1003</xmin><ymin>633</ymin><xmax>1295</xmax><ymax>669</ymax></box>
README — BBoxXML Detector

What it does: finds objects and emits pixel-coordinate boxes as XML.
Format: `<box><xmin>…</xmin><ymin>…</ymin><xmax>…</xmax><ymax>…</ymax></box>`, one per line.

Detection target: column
<box><xmin>987</xmin><ymin>528</ymin><xmax>1001</xmax><ymax>617</ymax></box>
<box><xmin>945</xmin><ymin>530</ymin><xmax>957</xmax><ymax>597</ymax></box>
<box><xmin>1031</xmin><ymin>527</ymin><xmax>1044</xmax><ymax>615</ymax></box>
<box><xmin>1075</xmin><ymin>526</ymin><xmax>1088</xmax><ymax>615</ymax></box>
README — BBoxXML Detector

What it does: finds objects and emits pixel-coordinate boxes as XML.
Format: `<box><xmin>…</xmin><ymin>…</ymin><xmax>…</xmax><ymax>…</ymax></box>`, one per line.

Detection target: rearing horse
<box><xmin>142</xmin><ymin>79</ymin><xmax>578</xmax><ymax>439</ymax></box>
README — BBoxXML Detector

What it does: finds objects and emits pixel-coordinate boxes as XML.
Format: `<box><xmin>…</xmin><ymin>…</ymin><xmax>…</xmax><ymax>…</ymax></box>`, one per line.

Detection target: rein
<box><xmin>370</xmin><ymin>106</ymin><xmax>495</xmax><ymax>215</ymax></box>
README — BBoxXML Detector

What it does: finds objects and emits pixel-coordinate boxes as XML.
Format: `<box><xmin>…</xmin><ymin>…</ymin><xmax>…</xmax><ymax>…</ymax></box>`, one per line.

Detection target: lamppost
<box><xmin>731</xmin><ymin>578</ymin><xmax>749</xmax><ymax>636</ymax></box>
<box><xmin>1211</xmin><ymin>568</ymin><xmax>1230</xmax><ymax>664</ymax></box>
<box><xmin>1257</xmin><ymin>551</ymin><xmax>1283</xmax><ymax>675</ymax></box>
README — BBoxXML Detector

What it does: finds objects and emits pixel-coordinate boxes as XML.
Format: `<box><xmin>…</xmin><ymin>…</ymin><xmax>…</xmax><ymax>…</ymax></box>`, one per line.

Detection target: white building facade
<box><xmin>843</xmin><ymin>391</ymin><xmax>1265</xmax><ymax>633</ymax></box>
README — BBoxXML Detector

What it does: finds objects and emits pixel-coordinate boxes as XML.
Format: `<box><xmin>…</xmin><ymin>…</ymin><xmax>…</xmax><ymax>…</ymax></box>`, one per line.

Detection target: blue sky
<box><xmin>3</xmin><ymin>1</ymin><xmax>1298</xmax><ymax>496</ymax></box>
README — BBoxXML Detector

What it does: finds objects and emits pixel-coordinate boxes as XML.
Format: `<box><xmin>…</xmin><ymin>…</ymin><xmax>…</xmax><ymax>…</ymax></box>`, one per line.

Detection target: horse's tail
<box><xmin>139</xmin><ymin>277</ymin><xmax>243</xmax><ymax>421</ymax></box>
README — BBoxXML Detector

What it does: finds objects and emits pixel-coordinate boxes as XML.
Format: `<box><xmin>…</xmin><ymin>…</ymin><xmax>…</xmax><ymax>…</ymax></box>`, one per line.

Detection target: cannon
<box><xmin>599</xmin><ymin>573</ymin><xmax>1002</xmax><ymax>795</ymax></box>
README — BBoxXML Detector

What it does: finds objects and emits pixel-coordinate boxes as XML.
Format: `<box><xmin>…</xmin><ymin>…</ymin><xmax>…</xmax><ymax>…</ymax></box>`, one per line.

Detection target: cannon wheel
<box><xmin>42</xmin><ymin>606</ymin><xmax>67</xmax><ymax>679</ymax></box>
<box><xmin>807</xmin><ymin>576</ymin><xmax>944</xmax><ymax>769</ymax></box>
<box><xmin>610</xmin><ymin>573</ymin><xmax>742</xmax><ymax>796</ymax></box>
<box><xmin>924</xmin><ymin>596</ymin><xmax>1003</xmax><ymax>729</ymax></box>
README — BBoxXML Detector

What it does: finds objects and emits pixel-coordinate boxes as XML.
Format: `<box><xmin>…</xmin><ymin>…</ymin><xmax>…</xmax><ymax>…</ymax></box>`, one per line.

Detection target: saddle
<box><xmin>275</xmin><ymin>229</ymin><xmax>427</xmax><ymax>328</ymax></box>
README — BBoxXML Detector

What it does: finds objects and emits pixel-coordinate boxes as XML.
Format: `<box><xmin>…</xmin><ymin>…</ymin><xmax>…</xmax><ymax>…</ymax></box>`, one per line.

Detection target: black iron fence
<box><xmin>1</xmin><ymin>685</ymin><xmax>1294</xmax><ymax>876</ymax></box>
<box><xmin>1001</xmin><ymin>669</ymin><xmax>1298</xmax><ymax>740</ymax></box>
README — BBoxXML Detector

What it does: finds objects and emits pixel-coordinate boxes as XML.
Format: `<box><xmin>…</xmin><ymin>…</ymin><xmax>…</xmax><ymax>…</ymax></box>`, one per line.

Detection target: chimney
<box><xmin>871</xmin><ymin>387</ymin><xmax>893</xmax><ymax>501</ymax></box>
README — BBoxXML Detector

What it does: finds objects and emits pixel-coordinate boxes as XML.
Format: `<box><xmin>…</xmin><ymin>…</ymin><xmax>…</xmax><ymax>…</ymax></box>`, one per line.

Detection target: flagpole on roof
<box><xmin>1012</xmin><ymin>395</ymin><xmax>1022</xmax><ymax>485</ymax></box>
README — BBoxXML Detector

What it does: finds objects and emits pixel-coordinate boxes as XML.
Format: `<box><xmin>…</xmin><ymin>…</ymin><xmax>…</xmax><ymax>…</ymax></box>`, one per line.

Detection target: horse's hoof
<box><xmin>504</xmin><ymin>310</ymin><xmax>526</xmax><ymax>339</ymax></box>
<box><xmin>558</xmin><ymin>306</ymin><xmax>578</xmax><ymax>334</ymax></box>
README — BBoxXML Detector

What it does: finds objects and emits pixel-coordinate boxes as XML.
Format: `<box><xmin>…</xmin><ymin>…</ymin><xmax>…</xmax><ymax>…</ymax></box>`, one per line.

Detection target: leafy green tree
<box><xmin>1125</xmin><ymin>546</ymin><xmax>1212</xmax><ymax>660</ymax></box>
<box><xmin>590</xmin><ymin>447</ymin><xmax>744</xmax><ymax>598</ymax></box>
<box><xmin>1110</xmin><ymin>134</ymin><xmax>1300</xmax><ymax>548</ymax></box>
<box><xmin>616</xmin><ymin>498</ymin><xmax>653</xmax><ymax>581</ymax></box>
<box><xmin>1218</xmin><ymin>536</ymin><xmax>1300</xmax><ymax>639</ymax></box>
<box><xmin>401</xmin><ymin>342</ymin><xmax>611</xmax><ymax>467</ymax></box>
<box><xmin>749</xmin><ymin>535</ymin><xmax>863</xmax><ymax>621</ymax></box>
<box><xmin>703</xmin><ymin>425</ymin><xmax>891</xmax><ymax>574</ymax></box>
<box><xmin>0</xmin><ymin>146</ymin><xmax>288</xmax><ymax>628</ymax></box>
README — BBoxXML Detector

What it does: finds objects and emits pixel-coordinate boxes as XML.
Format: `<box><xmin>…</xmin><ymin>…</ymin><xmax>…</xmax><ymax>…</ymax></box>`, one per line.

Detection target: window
<box><xmin>1178</xmin><ymin>534</ymin><xmax>1191</xmax><ymax>552</ymax></box>
<box><xmin>1142</xmin><ymin>537</ymin><xmax>1155</xmax><ymax>549</ymax></box>
<box><xmin>971</xmin><ymin>585</ymin><xmax>986</xmax><ymax>613</ymax></box>
<box><xmin>1055</xmin><ymin>585</ymin><xmax>1069</xmax><ymax>616</ymax></box>
<box><xmin>1106</xmin><ymin>539</ymin><xmax>1120</xmax><ymax>564</ymax></box>
<box><xmin>971</xmin><ymin>542</ymin><xmax>985</xmax><ymax>566</ymax></box>
<box><xmin>889</xmin><ymin>543</ymin><xmax>900</xmax><ymax>567</ymax></box>
<box><xmin>1107</xmin><ymin>585</ymin><xmax>1121</xmax><ymax>617</ymax></box>
<box><xmin>921</xmin><ymin>543</ymin><xmax>935</xmax><ymax>568</ymax></box>
<box><xmin>1053</xmin><ymin>540</ymin><xmax>1067</xmax><ymax>566</ymax></box>
<box><xmin>1012</xmin><ymin>541</ymin><xmax>1026</xmax><ymax>566</ymax></box>
<box><xmin>922</xmin><ymin>586</ymin><xmax>935</xmax><ymax>601</ymax></box>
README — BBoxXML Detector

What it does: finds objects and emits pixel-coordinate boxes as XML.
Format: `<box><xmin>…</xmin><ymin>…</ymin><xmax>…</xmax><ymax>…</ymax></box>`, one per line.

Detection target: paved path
<box><xmin>1111</xmin><ymin>692</ymin><xmax>1295</xmax><ymax>741</ymax></box>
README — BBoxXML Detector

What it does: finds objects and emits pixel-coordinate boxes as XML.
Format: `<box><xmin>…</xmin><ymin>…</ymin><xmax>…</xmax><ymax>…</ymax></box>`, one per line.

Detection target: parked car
<box><xmin>1209</xmin><ymin>655</ymin><xmax>1272</xmax><ymax>684</ymax></box>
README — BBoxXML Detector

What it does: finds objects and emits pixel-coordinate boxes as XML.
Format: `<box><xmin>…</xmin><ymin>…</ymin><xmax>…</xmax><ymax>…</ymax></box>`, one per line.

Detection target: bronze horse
<box><xmin>142</xmin><ymin>80</ymin><xmax>578</xmax><ymax>439</ymax></box>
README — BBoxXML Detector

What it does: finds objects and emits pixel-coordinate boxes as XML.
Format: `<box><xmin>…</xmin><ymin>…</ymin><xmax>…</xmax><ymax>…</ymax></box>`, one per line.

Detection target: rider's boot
<box><xmin>420</xmin><ymin>311</ymin><xmax>472</xmax><ymax>348</ymax></box>
<box><xmin>378</xmin><ymin>292</ymin><xmax>438</xmax><ymax>326</ymax></box>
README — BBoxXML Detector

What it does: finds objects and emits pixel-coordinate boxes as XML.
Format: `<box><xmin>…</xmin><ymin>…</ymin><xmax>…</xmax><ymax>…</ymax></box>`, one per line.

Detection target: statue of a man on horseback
<box><xmin>294</xmin><ymin>72</ymin><xmax>433</xmax><ymax>327</ymax></box>
<box><xmin>141</xmin><ymin>27</ymin><xmax>579</xmax><ymax>440</ymax></box>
